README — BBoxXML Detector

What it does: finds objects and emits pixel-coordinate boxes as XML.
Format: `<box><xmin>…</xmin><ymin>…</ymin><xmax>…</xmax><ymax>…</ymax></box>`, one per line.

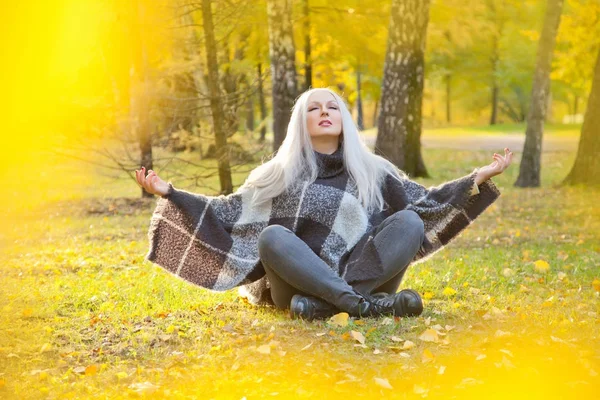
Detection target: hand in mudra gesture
<box><xmin>476</xmin><ymin>148</ymin><xmax>513</xmax><ymax>184</ymax></box>
<box><xmin>135</xmin><ymin>166</ymin><xmax>170</xmax><ymax>196</ymax></box>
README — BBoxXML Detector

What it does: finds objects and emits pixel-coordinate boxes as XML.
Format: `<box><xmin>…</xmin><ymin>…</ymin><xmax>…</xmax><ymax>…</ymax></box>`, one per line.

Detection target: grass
<box><xmin>0</xmin><ymin>136</ymin><xmax>599</xmax><ymax>399</ymax></box>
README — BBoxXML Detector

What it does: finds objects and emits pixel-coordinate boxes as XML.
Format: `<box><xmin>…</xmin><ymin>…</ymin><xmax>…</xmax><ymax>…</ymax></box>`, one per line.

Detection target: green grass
<box><xmin>1</xmin><ymin>138</ymin><xmax>599</xmax><ymax>399</ymax></box>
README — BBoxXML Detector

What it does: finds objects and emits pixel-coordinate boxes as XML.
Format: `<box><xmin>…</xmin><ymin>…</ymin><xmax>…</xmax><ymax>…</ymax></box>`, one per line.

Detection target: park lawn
<box><xmin>361</xmin><ymin>122</ymin><xmax>582</xmax><ymax>140</ymax></box>
<box><xmin>1</xmin><ymin>141</ymin><xmax>599</xmax><ymax>399</ymax></box>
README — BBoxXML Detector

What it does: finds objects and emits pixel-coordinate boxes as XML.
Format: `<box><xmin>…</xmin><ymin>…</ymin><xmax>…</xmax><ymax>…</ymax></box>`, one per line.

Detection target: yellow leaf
<box><xmin>442</xmin><ymin>287</ymin><xmax>457</xmax><ymax>296</ymax></box>
<box><xmin>354</xmin><ymin>320</ymin><xmax>365</xmax><ymax>326</ymax></box>
<box><xmin>423</xmin><ymin>291</ymin><xmax>434</xmax><ymax>300</ymax></box>
<box><xmin>0</xmin><ymin>378</ymin><xmax>5</xmax><ymax>388</ymax></box>
<box><xmin>350</xmin><ymin>330</ymin><xmax>365</xmax><ymax>344</ymax></box>
<box><xmin>256</xmin><ymin>345</ymin><xmax>271</xmax><ymax>354</ymax></box>
<box><xmin>40</xmin><ymin>343</ymin><xmax>52</xmax><ymax>353</ymax></box>
<box><xmin>592</xmin><ymin>279</ymin><xmax>600</xmax><ymax>292</ymax></box>
<box><xmin>328</xmin><ymin>312</ymin><xmax>349</xmax><ymax>327</ymax></box>
<box><xmin>422</xmin><ymin>348</ymin><xmax>435</xmax><ymax>363</ymax></box>
<box><xmin>22</xmin><ymin>308</ymin><xmax>33</xmax><ymax>317</ymax></box>
<box><xmin>402</xmin><ymin>340</ymin><xmax>416</xmax><ymax>349</ymax></box>
<box><xmin>419</xmin><ymin>329</ymin><xmax>439</xmax><ymax>343</ymax></box>
<box><xmin>85</xmin><ymin>365</ymin><xmax>98</xmax><ymax>376</ymax></box>
<box><xmin>374</xmin><ymin>377</ymin><xmax>393</xmax><ymax>389</ymax></box>
<box><xmin>534</xmin><ymin>260</ymin><xmax>550</xmax><ymax>273</ymax></box>
<box><xmin>166</xmin><ymin>325</ymin><xmax>176</xmax><ymax>333</ymax></box>
<box><xmin>503</xmin><ymin>268</ymin><xmax>514</xmax><ymax>277</ymax></box>
<box><xmin>116</xmin><ymin>372</ymin><xmax>128</xmax><ymax>379</ymax></box>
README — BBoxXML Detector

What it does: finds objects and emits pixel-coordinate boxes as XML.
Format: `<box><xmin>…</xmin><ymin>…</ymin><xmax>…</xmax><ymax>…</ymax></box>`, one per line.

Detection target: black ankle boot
<box><xmin>361</xmin><ymin>289</ymin><xmax>423</xmax><ymax>317</ymax></box>
<box><xmin>290</xmin><ymin>294</ymin><xmax>339</xmax><ymax>321</ymax></box>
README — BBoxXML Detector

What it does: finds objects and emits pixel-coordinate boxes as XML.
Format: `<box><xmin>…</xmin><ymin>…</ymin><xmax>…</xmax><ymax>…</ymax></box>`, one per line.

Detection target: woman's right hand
<box><xmin>135</xmin><ymin>166</ymin><xmax>170</xmax><ymax>196</ymax></box>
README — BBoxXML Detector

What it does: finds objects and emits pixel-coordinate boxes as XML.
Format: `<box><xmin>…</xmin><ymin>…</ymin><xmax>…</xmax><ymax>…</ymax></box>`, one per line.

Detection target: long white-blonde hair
<box><xmin>239</xmin><ymin>87</ymin><xmax>407</xmax><ymax>213</ymax></box>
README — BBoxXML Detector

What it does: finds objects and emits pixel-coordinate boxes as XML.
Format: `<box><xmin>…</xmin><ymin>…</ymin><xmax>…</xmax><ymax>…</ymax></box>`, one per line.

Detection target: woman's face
<box><xmin>306</xmin><ymin>90</ymin><xmax>342</xmax><ymax>140</ymax></box>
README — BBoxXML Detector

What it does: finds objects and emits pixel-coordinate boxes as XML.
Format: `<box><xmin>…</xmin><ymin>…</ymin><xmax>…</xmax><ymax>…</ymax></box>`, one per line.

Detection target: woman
<box><xmin>135</xmin><ymin>88</ymin><xmax>512</xmax><ymax>321</ymax></box>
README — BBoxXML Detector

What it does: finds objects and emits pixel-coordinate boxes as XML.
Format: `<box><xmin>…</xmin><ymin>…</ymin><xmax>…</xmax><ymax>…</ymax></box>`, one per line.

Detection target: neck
<box><xmin>311</xmin><ymin>136</ymin><xmax>340</xmax><ymax>154</ymax></box>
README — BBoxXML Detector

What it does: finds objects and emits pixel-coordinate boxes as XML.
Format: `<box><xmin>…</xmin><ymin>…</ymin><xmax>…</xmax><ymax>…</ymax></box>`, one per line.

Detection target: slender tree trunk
<box><xmin>563</xmin><ymin>47</ymin><xmax>600</xmax><ymax>185</ymax></box>
<box><xmin>515</xmin><ymin>0</ymin><xmax>563</xmax><ymax>187</ymax></box>
<box><xmin>201</xmin><ymin>0</ymin><xmax>232</xmax><ymax>194</ymax></box>
<box><xmin>267</xmin><ymin>0</ymin><xmax>298</xmax><ymax>151</ymax></box>
<box><xmin>257</xmin><ymin>62</ymin><xmax>268</xmax><ymax>142</ymax></box>
<box><xmin>246</xmin><ymin>93</ymin><xmax>255</xmax><ymax>134</ymax></box>
<box><xmin>179</xmin><ymin>1</ymin><xmax>208</xmax><ymax>159</ymax></box>
<box><xmin>372</xmin><ymin>100</ymin><xmax>378</xmax><ymax>129</ymax></box>
<box><xmin>445</xmin><ymin>73</ymin><xmax>451</xmax><ymax>123</ymax></box>
<box><xmin>490</xmin><ymin>37</ymin><xmax>499</xmax><ymax>125</ymax></box>
<box><xmin>356</xmin><ymin>67</ymin><xmax>364</xmax><ymax>130</ymax></box>
<box><xmin>132</xmin><ymin>0</ymin><xmax>153</xmax><ymax>198</ymax></box>
<box><xmin>303</xmin><ymin>0</ymin><xmax>312</xmax><ymax>91</ymax></box>
<box><xmin>375</xmin><ymin>0</ymin><xmax>430</xmax><ymax>177</ymax></box>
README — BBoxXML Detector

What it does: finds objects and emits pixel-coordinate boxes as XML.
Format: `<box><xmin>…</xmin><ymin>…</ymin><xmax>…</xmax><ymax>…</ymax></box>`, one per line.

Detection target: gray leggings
<box><xmin>257</xmin><ymin>209</ymin><xmax>425</xmax><ymax>311</ymax></box>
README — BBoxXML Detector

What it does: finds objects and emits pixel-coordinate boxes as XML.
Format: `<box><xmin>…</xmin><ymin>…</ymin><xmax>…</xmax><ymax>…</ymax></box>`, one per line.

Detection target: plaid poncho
<box><xmin>146</xmin><ymin>145</ymin><xmax>501</xmax><ymax>301</ymax></box>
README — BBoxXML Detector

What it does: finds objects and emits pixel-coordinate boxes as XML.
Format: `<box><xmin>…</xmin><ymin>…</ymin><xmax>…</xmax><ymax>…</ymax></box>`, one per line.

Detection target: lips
<box><xmin>319</xmin><ymin>120</ymin><xmax>332</xmax><ymax>126</ymax></box>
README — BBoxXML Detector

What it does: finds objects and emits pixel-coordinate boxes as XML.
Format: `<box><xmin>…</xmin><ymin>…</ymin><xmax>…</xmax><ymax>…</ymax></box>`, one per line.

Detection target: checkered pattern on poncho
<box><xmin>145</xmin><ymin>146</ymin><xmax>501</xmax><ymax>301</ymax></box>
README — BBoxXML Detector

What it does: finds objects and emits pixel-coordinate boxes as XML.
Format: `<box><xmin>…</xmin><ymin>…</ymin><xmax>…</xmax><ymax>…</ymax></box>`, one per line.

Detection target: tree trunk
<box><xmin>562</xmin><ymin>47</ymin><xmax>600</xmax><ymax>186</ymax></box>
<box><xmin>372</xmin><ymin>100</ymin><xmax>378</xmax><ymax>129</ymax></box>
<box><xmin>490</xmin><ymin>32</ymin><xmax>499</xmax><ymax>125</ymax></box>
<box><xmin>356</xmin><ymin>67</ymin><xmax>364</xmax><ymax>130</ymax></box>
<box><xmin>267</xmin><ymin>0</ymin><xmax>298</xmax><ymax>152</ymax></box>
<box><xmin>303</xmin><ymin>0</ymin><xmax>312</xmax><ymax>91</ymax></box>
<box><xmin>246</xmin><ymin>93</ymin><xmax>255</xmax><ymax>134</ymax></box>
<box><xmin>179</xmin><ymin>1</ymin><xmax>208</xmax><ymax>159</ymax></box>
<box><xmin>132</xmin><ymin>0</ymin><xmax>153</xmax><ymax>198</ymax></box>
<box><xmin>445</xmin><ymin>73</ymin><xmax>451</xmax><ymax>123</ymax></box>
<box><xmin>515</xmin><ymin>0</ymin><xmax>563</xmax><ymax>187</ymax></box>
<box><xmin>374</xmin><ymin>0</ymin><xmax>430</xmax><ymax>177</ymax></box>
<box><xmin>201</xmin><ymin>0</ymin><xmax>233</xmax><ymax>194</ymax></box>
<box><xmin>257</xmin><ymin>62</ymin><xmax>268</xmax><ymax>142</ymax></box>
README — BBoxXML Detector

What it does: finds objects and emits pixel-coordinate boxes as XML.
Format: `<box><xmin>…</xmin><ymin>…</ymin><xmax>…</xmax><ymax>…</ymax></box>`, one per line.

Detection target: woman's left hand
<box><xmin>475</xmin><ymin>148</ymin><xmax>513</xmax><ymax>184</ymax></box>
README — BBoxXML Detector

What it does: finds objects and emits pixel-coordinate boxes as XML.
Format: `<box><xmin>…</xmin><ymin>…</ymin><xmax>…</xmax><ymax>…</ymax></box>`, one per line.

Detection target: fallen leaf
<box><xmin>374</xmin><ymin>377</ymin><xmax>393</xmax><ymax>389</ymax></box>
<box><xmin>503</xmin><ymin>268</ymin><xmax>515</xmax><ymax>277</ymax></box>
<box><xmin>301</xmin><ymin>342</ymin><xmax>313</xmax><ymax>351</ymax></box>
<box><xmin>373</xmin><ymin>349</ymin><xmax>382</xmax><ymax>355</ymax></box>
<box><xmin>350</xmin><ymin>330</ymin><xmax>366</xmax><ymax>345</ymax></box>
<box><xmin>445</xmin><ymin>325</ymin><xmax>455</xmax><ymax>331</ymax></box>
<box><xmin>442</xmin><ymin>287</ymin><xmax>457</xmax><ymax>296</ymax></box>
<box><xmin>85</xmin><ymin>365</ymin><xmax>98</xmax><ymax>376</ymax></box>
<box><xmin>558</xmin><ymin>272</ymin><xmax>567</xmax><ymax>281</ymax></box>
<box><xmin>128</xmin><ymin>381</ymin><xmax>159</xmax><ymax>394</ymax></box>
<box><xmin>476</xmin><ymin>354</ymin><xmax>487</xmax><ymax>361</ymax></box>
<box><xmin>116</xmin><ymin>372</ymin><xmax>128</xmax><ymax>379</ymax></box>
<box><xmin>22</xmin><ymin>308</ymin><xmax>33</xmax><ymax>318</ymax></box>
<box><xmin>390</xmin><ymin>336</ymin><xmax>404</xmax><ymax>342</ymax></box>
<box><xmin>419</xmin><ymin>329</ymin><xmax>439</xmax><ymax>343</ymax></box>
<box><xmin>354</xmin><ymin>320</ymin><xmax>365</xmax><ymax>326</ymax></box>
<box><xmin>592</xmin><ymin>279</ymin><xmax>600</xmax><ymax>292</ymax></box>
<box><xmin>422</xmin><ymin>348</ymin><xmax>435</xmax><ymax>363</ymax></box>
<box><xmin>257</xmin><ymin>345</ymin><xmax>271</xmax><ymax>354</ymax></box>
<box><xmin>73</xmin><ymin>367</ymin><xmax>86</xmax><ymax>374</ymax></box>
<box><xmin>494</xmin><ymin>330</ymin><xmax>512</xmax><ymax>338</ymax></box>
<box><xmin>402</xmin><ymin>340</ymin><xmax>416</xmax><ymax>349</ymax></box>
<box><xmin>316</xmin><ymin>332</ymin><xmax>327</xmax><ymax>337</ymax></box>
<box><xmin>380</xmin><ymin>317</ymin><xmax>394</xmax><ymax>326</ymax></box>
<box><xmin>413</xmin><ymin>384</ymin><xmax>429</xmax><ymax>396</ymax></box>
<box><xmin>399</xmin><ymin>352</ymin><xmax>411</xmax><ymax>358</ymax></box>
<box><xmin>499</xmin><ymin>349</ymin><xmax>514</xmax><ymax>358</ymax></box>
<box><xmin>328</xmin><ymin>312</ymin><xmax>349</xmax><ymax>327</ymax></box>
<box><xmin>534</xmin><ymin>259</ymin><xmax>550</xmax><ymax>273</ymax></box>
<box><xmin>438</xmin><ymin>365</ymin><xmax>446</xmax><ymax>375</ymax></box>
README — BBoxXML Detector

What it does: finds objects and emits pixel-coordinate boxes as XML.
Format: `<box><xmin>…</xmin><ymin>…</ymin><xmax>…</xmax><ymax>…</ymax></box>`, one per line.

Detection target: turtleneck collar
<box><xmin>313</xmin><ymin>143</ymin><xmax>345</xmax><ymax>178</ymax></box>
